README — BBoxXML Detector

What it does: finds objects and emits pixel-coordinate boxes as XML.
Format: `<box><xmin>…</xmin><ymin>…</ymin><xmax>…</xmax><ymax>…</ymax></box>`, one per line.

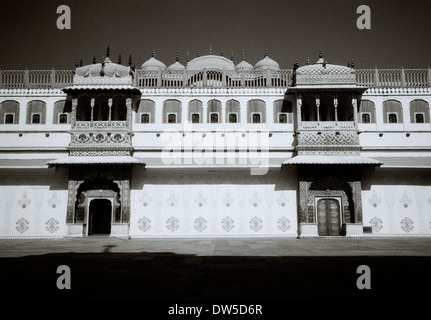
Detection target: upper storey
<box><xmin>1</xmin><ymin>48</ymin><xmax>430</xmax><ymax>90</ymax></box>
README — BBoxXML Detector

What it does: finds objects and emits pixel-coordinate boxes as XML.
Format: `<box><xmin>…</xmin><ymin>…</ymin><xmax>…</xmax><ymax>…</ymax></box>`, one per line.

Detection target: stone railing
<box><xmin>1</xmin><ymin>68</ymin><xmax>430</xmax><ymax>89</ymax></box>
<box><xmin>73</xmin><ymin>120</ymin><xmax>128</xmax><ymax>130</ymax></box>
<box><xmin>298</xmin><ymin>121</ymin><xmax>357</xmax><ymax>130</ymax></box>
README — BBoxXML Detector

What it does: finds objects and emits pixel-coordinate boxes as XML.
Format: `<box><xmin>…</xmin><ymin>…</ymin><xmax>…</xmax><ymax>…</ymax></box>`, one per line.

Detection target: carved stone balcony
<box><xmin>298</xmin><ymin>121</ymin><xmax>357</xmax><ymax>131</ymax></box>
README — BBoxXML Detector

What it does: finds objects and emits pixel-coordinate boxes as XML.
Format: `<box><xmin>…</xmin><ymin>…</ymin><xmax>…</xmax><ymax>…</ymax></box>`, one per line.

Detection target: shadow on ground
<box><xmin>1</xmin><ymin>249</ymin><xmax>430</xmax><ymax>301</ymax></box>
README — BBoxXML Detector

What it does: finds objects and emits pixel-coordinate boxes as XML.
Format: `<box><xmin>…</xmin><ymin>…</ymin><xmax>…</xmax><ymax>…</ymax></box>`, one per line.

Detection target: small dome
<box><xmin>186</xmin><ymin>55</ymin><xmax>235</xmax><ymax>71</ymax></box>
<box><xmin>236</xmin><ymin>55</ymin><xmax>253</xmax><ymax>71</ymax></box>
<box><xmin>141</xmin><ymin>56</ymin><xmax>167</xmax><ymax>70</ymax></box>
<box><xmin>254</xmin><ymin>51</ymin><xmax>279</xmax><ymax>70</ymax></box>
<box><xmin>167</xmin><ymin>61</ymin><xmax>185</xmax><ymax>70</ymax></box>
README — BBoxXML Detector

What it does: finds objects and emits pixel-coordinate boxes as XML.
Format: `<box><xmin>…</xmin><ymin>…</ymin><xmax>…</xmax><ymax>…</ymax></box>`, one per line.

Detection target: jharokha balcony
<box><xmin>0</xmin><ymin>68</ymin><xmax>430</xmax><ymax>89</ymax></box>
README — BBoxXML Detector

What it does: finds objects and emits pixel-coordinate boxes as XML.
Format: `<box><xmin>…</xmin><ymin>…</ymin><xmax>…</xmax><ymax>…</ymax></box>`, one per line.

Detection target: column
<box><xmin>71</xmin><ymin>97</ymin><xmax>78</xmax><ymax>126</ymax></box>
<box><xmin>155</xmin><ymin>97</ymin><xmax>164</xmax><ymax>124</ymax></box>
<box><xmin>296</xmin><ymin>94</ymin><xmax>302</xmax><ymax>125</ymax></box>
<box><xmin>240</xmin><ymin>98</ymin><xmax>247</xmax><ymax>124</ymax></box>
<box><xmin>315</xmin><ymin>94</ymin><xmax>320</xmax><ymax>121</ymax></box>
<box><xmin>108</xmin><ymin>97</ymin><xmax>112</xmax><ymax>126</ymax></box>
<box><xmin>126</xmin><ymin>98</ymin><xmax>132</xmax><ymax>129</ymax></box>
<box><xmin>45</xmin><ymin>97</ymin><xmax>54</xmax><ymax>125</ymax></box>
<box><xmin>334</xmin><ymin>96</ymin><xmax>338</xmax><ymax>121</ymax></box>
<box><xmin>181</xmin><ymin>98</ymin><xmax>188</xmax><ymax>126</ymax></box>
<box><xmin>267</xmin><ymin>98</ymin><xmax>274</xmax><ymax>125</ymax></box>
<box><xmin>90</xmin><ymin>97</ymin><xmax>95</xmax><ymax>125</ymax></box>
<box><xmin>352</xmin><ymin>95</ymin><xmax>358</xmax><ymax>123</ymax></box>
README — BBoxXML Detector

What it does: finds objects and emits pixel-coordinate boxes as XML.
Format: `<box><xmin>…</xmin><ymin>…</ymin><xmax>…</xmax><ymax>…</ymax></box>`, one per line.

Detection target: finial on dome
<box><xmin>231</xmin><ymin>51</ymin><xmax>234</xmax><ymax>61</ymax></box>
<box><xmin>323</xmin><ymin>58</ymin><xmax>327</xmax><ymax>68</ymax></box>
<box><xmin>106</xmin><ymin>46</ymin><xmax>110</xmax><ymax>58</ymax></box>
<box><xmin>92</xmin><ymin>56</ymin><xmax>96</xmax><ymax>64</ymax></box>
<box><xmin>209</xmin><ymin>45</ymin><xmax>212</xmax><ymax>55</ymax></box>
<box><xmin>264</xmin><ymin>49</ymin><xmax>268</xmax><ymax>57</ymax></box>
<box><xmin>293</xmin><ymin>59</ymin><xmax>299</xmax><ymax>70</ymax></box>
<box><xmin>186</xmin><ymin>51</ymin><xmax>190</xmax><ymax>62</ymax></box>
<box><xmin>242</xmin><ymin>51</ymin><xmax>245</xmax><ymax>61</ymax></box>
<box><xmin>75</xmin><ymin>60</ymin><xmax>78</xmax><ymax>68</ymax></box>
<box><xmin>118</xmin><ymin>54</ymin><xmax>121</xmax><ymax>64</ymax></box>
<box><xmin>79</xmin><ymin>59</ymin><xmax>83</xmax><ymax>67</ymax></box>
<box><xmin>347</xmin><ymin>61</ymin><xmax>351</xmax><ymax>68</ymax></box>
<box><xmin>100</xmin><ymin>57</ymin><xmax>105</xmax><ymax>77</ymax></box>
<box><xmin>197</xmin><ymin>50</ymin><xmax>200</xmax><ymax>57</ymax></box>
<box><xmin>220</xmin><ymin>49</ymin><xmax>224</xmax><ymax>56</ymax></box>
<box><xmin>176</xmin><ymin>52</ymin><xmax>179</xmax><ymax>62</ymax></box>
<box><xmin>307</xmin><ymin>57</ymin><xmax>310</xmax><ymax>65</ymax></box>
<box><xmin>351</xmin><ymin>59</ymin><xmax>355</xmax><ymax>68</ymax></box>
<box><xmin>151</xmin><ymin>50</ymin><xmax>155</xmax><ymax>58</ymax></box>
<box><xmin>128</xmin><ymin>54</ymin><xmax>132</xmax><ymax>66</ymax></box>
<box><xmin>319</xmin><ymin>49</ymin><xmax>323</xmax><ymax>59</ymax></box>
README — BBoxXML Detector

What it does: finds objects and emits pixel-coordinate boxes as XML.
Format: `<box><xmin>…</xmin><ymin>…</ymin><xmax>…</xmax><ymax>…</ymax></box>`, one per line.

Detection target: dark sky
<box><xmin>0</xmin><ymin>0</ymin><xmax>430</xmax><ymax>70</ymax></box>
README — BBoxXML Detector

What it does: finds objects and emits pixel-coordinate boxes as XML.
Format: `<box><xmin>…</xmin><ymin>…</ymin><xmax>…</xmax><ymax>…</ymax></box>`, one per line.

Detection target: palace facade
<box><xmin>0</xmin><ymin>49</ymin><xmax>430</xmax><ymax>238</ymax></box>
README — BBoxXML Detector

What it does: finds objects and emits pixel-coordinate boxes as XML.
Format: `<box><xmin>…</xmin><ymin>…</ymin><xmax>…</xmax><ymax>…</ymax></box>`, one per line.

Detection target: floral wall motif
<box><xmin>18</xmin><ymin>192</ymin><xmax>31</xmax><ymax>209</ymax></box>
<box><xmin>368</xmin><ymin>191</ymin><xmax>381</xmax><ymax>208</ymax></box>
<box><xmin>399</xmin><ymin>192</ymin><xmax>412</xmax><ymax>208</ymax></box>
<box><xmin>248</xmin><ymin>191</ymin><xmax>262</xmax><ymax>207</ymax></box>
<box><xmin>45</xmin><ymin>218</ymin><xmax>59</xmax><ymax>233</ymax></box>
<box><xmin>400</xmin><ymin>217</ymin><xmax>414</xmax><ymax>233</ymax></box>
<box><xmin>194</xmin><ymin>191</ymin><xmax>207</xmax><ymax>207</ymax></box>
<box><xmin>138</xmin><ymin>217</ymin><xmax>151</xmax><ymax>232</ymax></box>
<box><xmin>166</xmin><ymin>216</ymin><xmax>179</xmax><ymax>232</ymax></box>
<box><xmin>194</xmin><ymin>217</ymin><xmax>207</xmax><ymax>232</ymax></box>
<box><xmin>221</xmin><ymin>216</ymin><xmax>235</xmax><ymax>232</ymax></box>
<box><xmin>277</xmin><ymin>217</ymin><xmax>291</xmax><ymax>232</ymax></box>
<box><xmin>47</xmin><ymin>192</ymin><xmax>60</xmax><ymax>208</ymax></box>
<box><xmin>139</xmin><ymin>191</ymin><xmax>152</xmax><ymax>207</ymax></box>
<box><xmin>369</xmin><ymin>217</ymin><xmax>383</xmax><ymax>233</ymax></box>
<box><xmin>166</xmin><ymin>191</ymin><xmax>179</xmax><ymax>207</ymax></box>
<box><xmin>16</xmin><ymin>218</ymin><xmax>29</xmax><ymax>233</ymax></box>
<box><xmin>249</xmin><ymin>216</ymin><xmax>263</xmax><ymax>232</ymax></box>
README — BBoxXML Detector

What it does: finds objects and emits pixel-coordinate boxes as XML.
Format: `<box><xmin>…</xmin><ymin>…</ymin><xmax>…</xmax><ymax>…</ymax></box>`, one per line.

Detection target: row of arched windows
<box><xmin>0</xmin><ymin>100</ymin><xmax>71</xmax><ymax>125</ymax></box>
<box><xmin>136</xmin><ymin>99</ymin><xmax>294</xmax><ymax>124</ymax></box>
<box><xmin>358</xmin><ymin>99</ymin><xmax>430</xmax><ymax>124</ymax></box>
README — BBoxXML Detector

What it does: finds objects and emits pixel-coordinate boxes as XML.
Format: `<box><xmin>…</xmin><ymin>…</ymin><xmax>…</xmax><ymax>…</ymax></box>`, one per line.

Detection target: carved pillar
<box><xmin>296</xmin><ymin>94</ymin><xmax>302</xmax><ymax>125</ymax></box>
<box><xmin>108</xmin><ymin>97</ymin><xmax>112</xmax><ymax>125</ymax></box>
<box><xmin>71</xmin><ymin>98</ymin><xmax>78</xmax><ymax>128</ymax></box>
<box><xmin>121</xmin><ymin>179</ymin><xmax>131</xmax><ymax>223</ymax></box>
<box><xmin>298</xmin><ymin>180</ymin><xmax>309</xmax><ymax>222</ymax></box>
<box><xmin>315</xmin><ymin>94</ymin><xmax>320</xmax><ymax>121</ymax></box>
<box><xmin>334</xmin><ymin>96</ymin><xmax>338</xmax><ymax>121</ymax></box>
<box><xmin>66</xmin><ymin>179</ymin><xmax>76</xmax><ymax>223</ymax></box>
<box><xmin>352</xmin><ymin>96</ymin><xmax>358</xmax><ymax>123</ymax></box>
<box><xmin>90</xmin><ymin>97</ymin><xmax>95</xmax><ymax>125</ymax></box>
<box><xmin>352</xmin><ymin>180</ymin><xmax>363</xmax><ymax>223</ymax></box>
<box><xmin>126</xmin><ymin>97</ymin><xmax>132</xmax><ymax>129</ymax></box>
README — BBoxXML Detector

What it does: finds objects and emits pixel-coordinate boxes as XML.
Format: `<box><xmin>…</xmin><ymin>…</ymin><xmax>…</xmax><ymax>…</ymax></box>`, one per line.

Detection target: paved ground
<box><xmin>1</xmin><ymin>237</ymin><xmax>431</xmax><ymax>304</ymax></box>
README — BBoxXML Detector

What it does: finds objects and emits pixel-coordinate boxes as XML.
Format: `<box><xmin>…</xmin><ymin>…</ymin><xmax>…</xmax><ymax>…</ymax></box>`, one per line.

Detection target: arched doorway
<box><xmin>316</xmin><ymin>197</ymin><xmax>342</xmax><ymax>236</ymax></box>
<box><xmin>88</xmin><ymin>199</ymin><xmax>112</xmax><ymax>235</ymax></box>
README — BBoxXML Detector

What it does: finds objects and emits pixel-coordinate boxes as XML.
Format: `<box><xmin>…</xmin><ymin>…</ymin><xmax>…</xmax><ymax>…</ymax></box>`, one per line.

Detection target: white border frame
<box><xmin>3</xmin><ymin>112</ymin><xmax>15</xmax><ymax>124</ymax></box>
<box><xmin>167</xmin><ymin>112</ymin><xmax>178</xmax><ymax>124</ymax></box>
<box><xmin>277</xmin><ymin>112</ymin><xmax>289</xmax><ymax>124</ymax></box>
<box><xmin>251</xmin><ymin>112</ymin><xmax>262</xmax><ymax>123</ymax></box>
<box><xmin>386</xmin><ymin>111</ymin><xmax>399</xmax><ymax>123</ymax></box>
<box><xmin>413</xmin><ymin>111</ymin><xmax>426</xmax><ymax>123</ymax></box>
<box><xmin>140</xmin><ymin>112</ymin><xmax>151</xmax><ymax>124</ymax></box>
<box><xmin>208</xmin><ymin>112</ymin><xmax>220</xmax><ymax>123</ymax></box>
<box><xmin>227</xmin><ymin>112</ymin><xmax>238</xmax><ymax>123</ymax></box>
<box><xmin>31</xmin><ymin>112</ymin><xmax>42</xmax><ymax>124</ymax></box>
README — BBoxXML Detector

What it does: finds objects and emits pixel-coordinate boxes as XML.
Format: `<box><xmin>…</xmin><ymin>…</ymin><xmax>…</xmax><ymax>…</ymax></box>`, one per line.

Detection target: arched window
<box><xmin>27</xmin><ymin>100</ymin><xmax>46</xmax><ymax>124</ymax></box>
<box><xmin>163</xmin><ymin>100</ymin><xmax>182</xmax><ymax>123</ymax></box>
<box><xmin>137</xmin><ymin>99</ymin><xmax>155</xmax><ymax>123</ymax></box>
<box><xmin>410</xmin><ymin>100</ymin><xmax>429</xmax><ymax>123</ymax></box>
<box><xmin>210</xmin><ymin>113</ymin><xmax>219</xmax><ymax>123</ymax></box>
<box><xmin>388</xmin><ymin>113</ymin><xmax>398</xmax><ymax>123</ymax></box>
<box><xmin>59</xmin><ymin>113</ymin><xmax>68</xmax><ymax>124</ymax></box>
<box><xmin>54</xmin><ymin>100</ymin><xmax>72</xmax><ymax>124</ymax></box>
<box><xmin>359</xmin><ymin>100</ymin><xmax>376</xmax><ymax>123</ymax></box>
<box><xmin>140</xmin><ymin>113</ymin><xmax>150</xmax><ymax>123</ymax></box>
<box><xmin>207</xmin><ymin>99</ymin><xmax>221</xmax><ymax>123</ymax></box>
<box><xmin>0</xmin><ymin>100</ymin><xmax>20</xmax><ymax>124</ymax></box>
<box><xmin>226</xmin><ymin>99</ymin><xmax>240</xmax><ymax>123</ymax></box>
<box><xmin>32</xmin><ymin>113</ymin><xmax>41</xmax><ymax>124</ymax></box>
<box><xmin>383</xmin><ymin>100</ymin><xmax>403</xmax><ymax>123</ymax></box>
<box><xmin>247</xmin><ymin>100</ymin><xmax>266</xmax><ymax>123</ymax></box>
<box><xmin>415</xmin><ymin>113</ymin><xmax>424</xmax><ymax>123</ymax></box>
<box><xmin>191</xmin><ymin>113</ymin><xmax>200</xmax><ymax>123</ymax></box>
<box><xmin>168</xmin><ymin>113</ymin><xmax>177</xmax><ymax>123</ymax></box>
<box><xmin>228</xmin><ymin>113</ymin><xmax>237</xmax><ymax>123</ymax></box>
<box><xmin>361</xmin><ymin>113</ymin><xmax>371</xmax><ymax>123</ymax></box>
<box><xmin>252</xmin><ymin>113</ymin><xmax>261</xmax><ymax>123</ymax></box>
<box><xmin>274</xmin><ymin>99</ymin><xmax>292</xmax><ymax>123</ymax></box>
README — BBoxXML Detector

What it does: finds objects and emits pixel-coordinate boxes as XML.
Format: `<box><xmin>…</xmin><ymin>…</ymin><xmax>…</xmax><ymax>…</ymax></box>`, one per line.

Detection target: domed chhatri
<box><xmin>294</xmin><ymin>50</ymin><xmax>356</xmax><ymax>86</ymax></box>
<box><xmin>254</xmin><ymin>49</ymin><xmax>280</xmax><ymax>71</ymax></box>
<box><xmin>72</xmin><ymin>47</ymin><xmax>135</xmax><ymax>85</ymax></box>
<box><xmin>141</xmin><ymin>50</ymin><xmax>167</xmax><ymax>71</ymax></box>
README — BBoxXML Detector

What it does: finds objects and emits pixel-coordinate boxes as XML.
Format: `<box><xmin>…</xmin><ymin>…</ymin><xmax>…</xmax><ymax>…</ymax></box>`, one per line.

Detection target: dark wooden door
<box><xmin>317</xmin><ymin>198</ymin><xmax>341</xmax><ymax>236</ymax></box>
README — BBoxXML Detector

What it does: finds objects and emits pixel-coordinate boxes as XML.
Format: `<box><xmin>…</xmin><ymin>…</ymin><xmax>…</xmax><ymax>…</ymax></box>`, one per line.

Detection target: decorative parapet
<box><xmin>1</xmin><ymin>68</ymin><xmax>430</xmax><ymax>89</ymax></box>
